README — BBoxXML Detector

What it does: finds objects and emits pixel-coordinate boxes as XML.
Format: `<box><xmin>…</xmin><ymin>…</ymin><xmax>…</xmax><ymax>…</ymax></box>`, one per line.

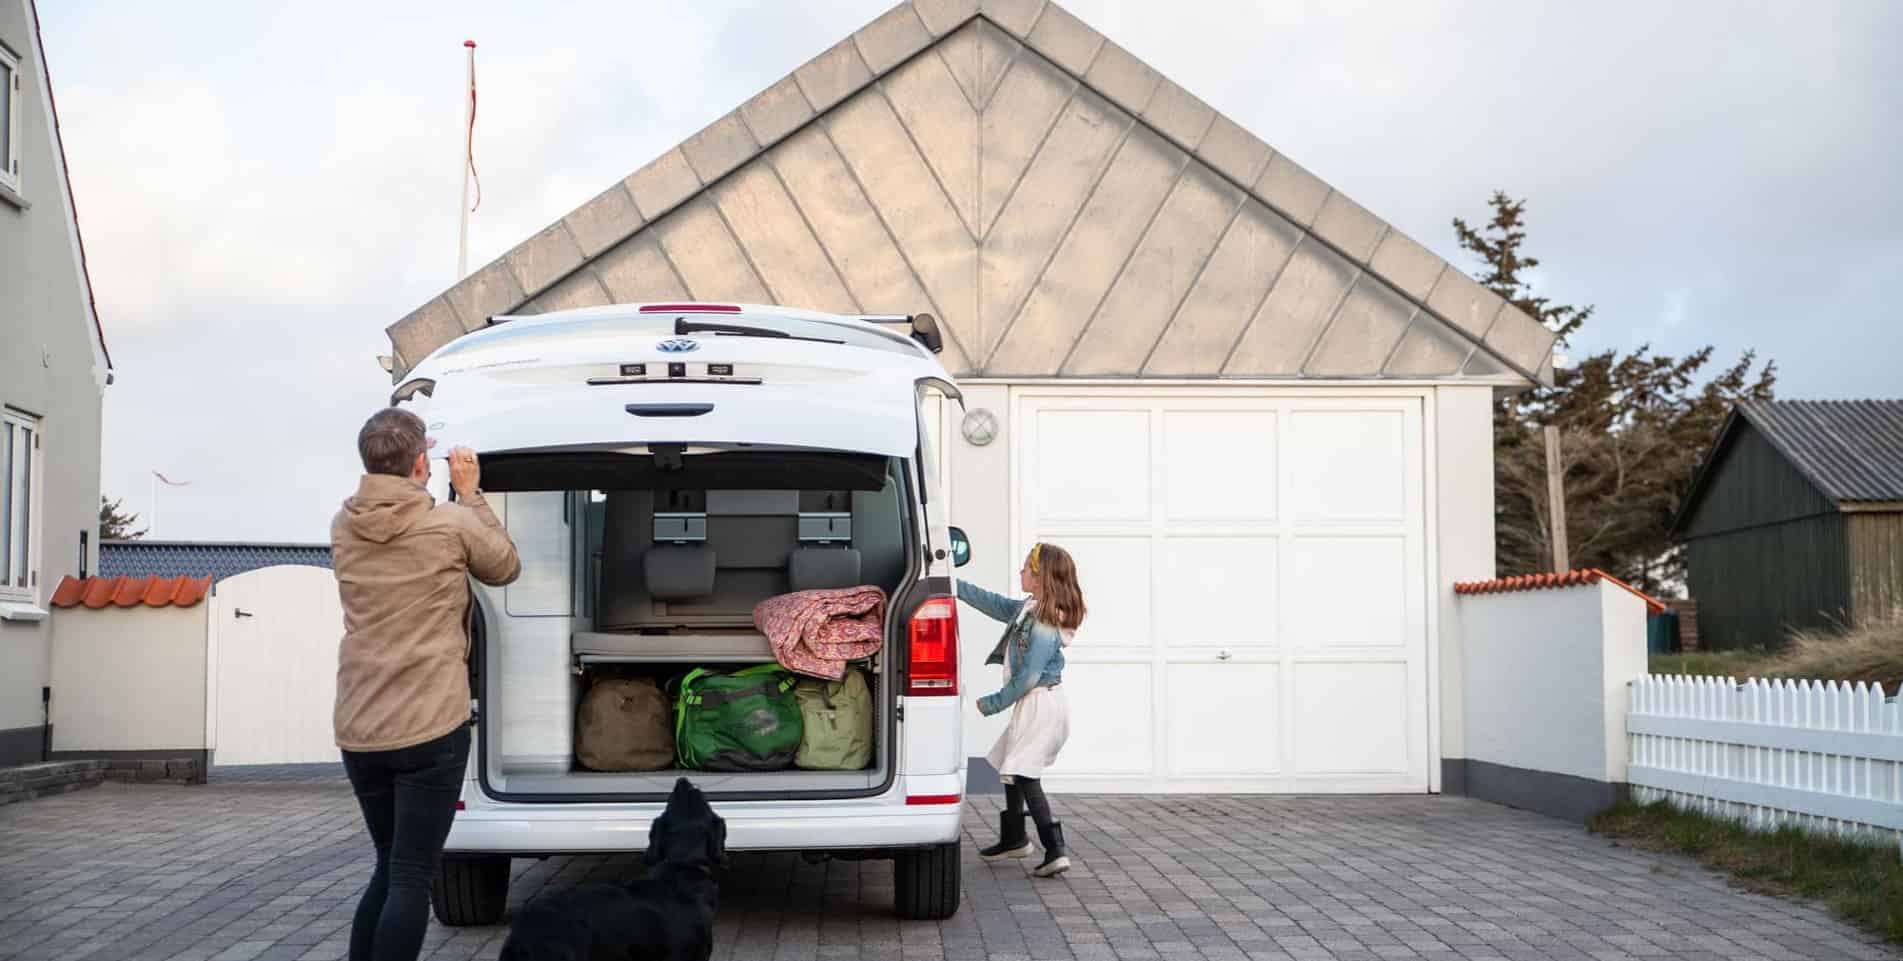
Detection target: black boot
<box><xmin>979</xmin><ymin>812</ymin><xmax>1032</xmax><ymax>862</ymax></box>
<box><xmin>1032</xmin><ymin>821</ymin><xmax>1069</xmax><ymax>877</ymax></box>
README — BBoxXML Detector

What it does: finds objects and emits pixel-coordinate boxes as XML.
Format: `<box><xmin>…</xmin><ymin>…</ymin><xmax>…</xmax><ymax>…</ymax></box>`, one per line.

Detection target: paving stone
<box><xmin>0</xmin><ymin>787</ymin><xmax>1893</xmax><ymax>960</ymax></box>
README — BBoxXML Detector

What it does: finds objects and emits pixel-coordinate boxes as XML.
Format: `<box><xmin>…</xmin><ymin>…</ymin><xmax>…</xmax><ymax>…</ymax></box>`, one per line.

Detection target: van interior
<box><xmin>472</xmin><ymin>448</ymin><xmax>915</xmax><ymax>798</ymax></box>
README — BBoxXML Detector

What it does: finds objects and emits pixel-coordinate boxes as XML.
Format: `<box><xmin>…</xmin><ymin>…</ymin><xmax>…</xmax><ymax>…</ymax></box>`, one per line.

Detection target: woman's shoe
<box><xmin>1032</xmin><ymin>821</ymin><xmax>1070</xmax><ymax>877</ymax></box>
<box><xmin>979</xmin><ymin>812</ymin><xmax>1032</xmax><ymax>862</ymax></box>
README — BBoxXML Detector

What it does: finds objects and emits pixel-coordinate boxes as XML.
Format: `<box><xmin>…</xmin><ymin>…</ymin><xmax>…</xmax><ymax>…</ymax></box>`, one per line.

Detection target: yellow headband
<box><xmin>1028</xmin><ymin>543</ymin><xmax>1043</xmax><ymax>573</ymax></box>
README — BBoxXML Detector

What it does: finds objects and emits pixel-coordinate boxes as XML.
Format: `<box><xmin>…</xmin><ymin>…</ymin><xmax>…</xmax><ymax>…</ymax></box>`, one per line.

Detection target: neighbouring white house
<box><xmin>383</xmin><ymin>0</ymin><xmax>1572</xmax><ymax>800</ymax></box>
<box><xmin>0</xmin><ymin>0</ymin><xmax>113</xmax><ymax>769</ymax></box>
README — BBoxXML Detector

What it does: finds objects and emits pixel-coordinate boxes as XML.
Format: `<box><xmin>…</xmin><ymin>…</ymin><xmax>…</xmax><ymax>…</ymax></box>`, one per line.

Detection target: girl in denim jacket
<box><xmin>958</xmin><ymin>542</ymin><xmax>1086</xmax><ymax>877</ymax></box>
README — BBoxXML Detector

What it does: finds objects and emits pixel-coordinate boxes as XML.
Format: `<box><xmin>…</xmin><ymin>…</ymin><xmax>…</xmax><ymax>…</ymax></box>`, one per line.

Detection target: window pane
<box><xmin>19</xmin><ymin>427</ymin><xmax>30</xmax><ymax>587</ymax></box>
<box><xmin>0</xmin><ymin>60</ymin><xmax>11</xmax><ymax>170</ymax></box>
<box><xmin>1</xmin><ymin>424</ymin><xmax>12</xmax><ymax>585</ymax></box>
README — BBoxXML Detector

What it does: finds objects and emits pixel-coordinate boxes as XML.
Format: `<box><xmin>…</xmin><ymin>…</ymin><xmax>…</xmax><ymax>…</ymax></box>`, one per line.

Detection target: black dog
<box><xmin>500</xmin><ymin>777</ymin><xmax>727</xmax><ymax>961</ymax></box>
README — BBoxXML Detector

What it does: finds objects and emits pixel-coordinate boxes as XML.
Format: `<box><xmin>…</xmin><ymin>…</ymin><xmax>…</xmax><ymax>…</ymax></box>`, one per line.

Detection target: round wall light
<box><xmin>961</xmin><ymin>408</ymin><xmax>999</xmax><ymax>446</ymax></box>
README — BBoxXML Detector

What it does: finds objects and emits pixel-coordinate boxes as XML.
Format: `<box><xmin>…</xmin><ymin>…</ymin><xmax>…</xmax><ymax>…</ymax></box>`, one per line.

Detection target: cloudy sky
<box><xmin>37</xmin><ymin>0</ymin><xmax>1902</xmax><ymax>542</ymax></box>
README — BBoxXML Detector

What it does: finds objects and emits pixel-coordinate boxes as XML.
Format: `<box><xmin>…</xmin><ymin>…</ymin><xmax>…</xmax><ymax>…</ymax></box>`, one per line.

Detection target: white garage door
<box><xmin>1015</xmin><ymin>391</ymin><xmax>1429</xmax><ymax>793</ymax></box>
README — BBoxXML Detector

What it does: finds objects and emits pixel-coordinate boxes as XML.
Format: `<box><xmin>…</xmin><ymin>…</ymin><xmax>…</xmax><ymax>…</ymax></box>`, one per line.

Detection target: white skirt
<box><xmin>985</xmin><ymin>685</ymin><xmax>1069</xmax><ymax>782</ymax></box>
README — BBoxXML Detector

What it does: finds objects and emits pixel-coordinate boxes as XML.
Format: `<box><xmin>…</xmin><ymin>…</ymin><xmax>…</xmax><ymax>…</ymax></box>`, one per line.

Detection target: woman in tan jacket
<box><xmin>332</xmin><ymin>408</ymin><xmax>519</xmax><ymax>961</ymax></box>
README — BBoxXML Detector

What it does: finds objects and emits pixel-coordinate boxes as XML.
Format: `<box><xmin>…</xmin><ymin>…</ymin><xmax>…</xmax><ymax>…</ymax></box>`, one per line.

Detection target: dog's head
<box><xmin>642</xmin><ymin>777</ymin><xmax>728</xmax><ymax>871</ymax></box>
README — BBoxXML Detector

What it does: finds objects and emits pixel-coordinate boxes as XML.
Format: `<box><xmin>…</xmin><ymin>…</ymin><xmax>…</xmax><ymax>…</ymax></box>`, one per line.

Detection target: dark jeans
<box><xmin>341</xmin><ymin>726</ymin><xmax>470</xmax><ymax>961</ymax></box>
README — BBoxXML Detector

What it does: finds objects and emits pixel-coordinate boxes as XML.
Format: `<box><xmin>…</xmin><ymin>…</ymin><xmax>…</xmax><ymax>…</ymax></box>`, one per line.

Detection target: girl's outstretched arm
<box><xmin>956</xmin><ymin>579</ymin><xmax>1023</xmax><ymax>624</ymax></box>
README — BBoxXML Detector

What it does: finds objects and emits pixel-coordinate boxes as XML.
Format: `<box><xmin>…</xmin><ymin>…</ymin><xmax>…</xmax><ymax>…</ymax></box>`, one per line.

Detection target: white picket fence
<box><xmin>1627</xmin><ymin>675</ymin><xmax>1903</xmax><ymax>853</ymax></box>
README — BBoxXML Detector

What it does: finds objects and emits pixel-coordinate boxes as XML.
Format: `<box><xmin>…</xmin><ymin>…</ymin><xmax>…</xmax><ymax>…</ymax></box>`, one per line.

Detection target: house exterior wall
<box><xmin>0</xmin><ymin>0</ymin><xmax>107</xmax><ymax>765</ymax></box>
<box><xmin>1680</xmin><ymin>421</ymin><xmax>1849</xmax><ymax>650</ymax></box>
<box><xmin>48</xmin><ymin>605</ymin><xmax>209</xmax><ymax>753</ymax></box>
<box><xmin>1846</xmin><ymin>513</ymin><xmax>1903</xmax><ymax>623</ymax></box>
<box><xmin>1432</xmin><ymin>385</ymin><xmax>1496</xmax><ymax>772</ymax></box>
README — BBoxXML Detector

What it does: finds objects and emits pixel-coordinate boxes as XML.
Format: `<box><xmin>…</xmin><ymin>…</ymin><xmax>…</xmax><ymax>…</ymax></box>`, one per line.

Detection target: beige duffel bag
<box><xmin>575</xmin><ymin>677</ymin><xmax>675</xmax><ymax>772</ymax></box>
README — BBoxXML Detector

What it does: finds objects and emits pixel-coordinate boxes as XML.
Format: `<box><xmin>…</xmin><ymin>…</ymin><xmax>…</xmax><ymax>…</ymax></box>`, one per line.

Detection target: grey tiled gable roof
<box><xmin>1737</xmin><ymin>400</ymin><xmax>1903</xmax><ymax>503</ymax></box>
<box><xmin>100</xmin><ymin>541</ymin><xmax>332</xmax><ymax>583</ymax></box>
<box><xmin>387</xmin><ymin>0</ymin><xmax>1558</xmax><ymax>385</ymax></box>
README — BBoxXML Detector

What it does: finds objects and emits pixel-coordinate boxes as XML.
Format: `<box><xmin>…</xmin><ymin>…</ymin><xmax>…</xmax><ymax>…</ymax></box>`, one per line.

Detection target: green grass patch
<box><xmin>1650</xmin><ymin>613</ymin><xmax>1902</xmax><ymax>694</ymax></box>
<box><xmin>1590</xmin><ymin>798</ymin><xmax>1903</xmax><ymax>944</ymax></box>
<box><xmin>1649</xmin><ymin>649</ymin><xmax>1774</xmax><ymax>679</ymax></box>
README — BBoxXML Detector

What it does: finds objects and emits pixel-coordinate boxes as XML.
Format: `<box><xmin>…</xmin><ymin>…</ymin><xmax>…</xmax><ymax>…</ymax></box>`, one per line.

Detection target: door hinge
<box><xmin>894</xmin><ymin>704</ymin><xmax>904</xmax><ymax>723</ymax></box>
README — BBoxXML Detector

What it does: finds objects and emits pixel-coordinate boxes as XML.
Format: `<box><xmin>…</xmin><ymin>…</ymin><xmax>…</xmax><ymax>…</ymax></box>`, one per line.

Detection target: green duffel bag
<box><xmin>575</xmin><ymin>677</ymin><xmax>675</xmax><ymax>772</ymax></box>
<box><xmin>673</xmin><ymin>664</ymin><xmax>804</xmax><ymax>772</ymax></box>
<box><xmin>794</xmin><ymin>668</ymin><xmax>873</xmax><ymax>771</ymax></box>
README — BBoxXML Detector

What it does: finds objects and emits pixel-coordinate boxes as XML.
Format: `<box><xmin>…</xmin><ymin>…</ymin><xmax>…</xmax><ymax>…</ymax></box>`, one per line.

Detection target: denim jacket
<box><xmin>957</xmin><ymin>580</ymin><xmax>1066</xmax><ymax>717</ymax></box>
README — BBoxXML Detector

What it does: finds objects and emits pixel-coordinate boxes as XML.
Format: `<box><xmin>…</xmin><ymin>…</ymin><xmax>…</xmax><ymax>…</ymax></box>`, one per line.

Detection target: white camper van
<box><xmin>392</xmin><ymin>303</ymin><xmax>970</xmax><ymax>923</ymax></box>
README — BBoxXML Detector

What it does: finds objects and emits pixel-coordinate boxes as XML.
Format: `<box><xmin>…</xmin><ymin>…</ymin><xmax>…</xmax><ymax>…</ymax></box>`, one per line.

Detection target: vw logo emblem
<box><xmin>657</xmin><ymin>338</ymin><xmax>701</xmax><ymax>354</ymax></box>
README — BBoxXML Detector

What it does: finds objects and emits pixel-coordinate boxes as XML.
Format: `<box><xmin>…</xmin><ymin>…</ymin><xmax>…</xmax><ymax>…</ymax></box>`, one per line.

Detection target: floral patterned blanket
<box><xmin>753</xmin><ymin>586</ymin><xmax>887</xmax><ymax>680</ymax></box>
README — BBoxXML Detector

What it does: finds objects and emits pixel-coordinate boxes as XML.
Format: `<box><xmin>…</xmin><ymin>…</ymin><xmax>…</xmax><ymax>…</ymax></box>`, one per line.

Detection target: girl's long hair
<box><xmin>1028</xmin><ymin>543</ymin><xmax>1086</xmax><ymax>631</ymax></box>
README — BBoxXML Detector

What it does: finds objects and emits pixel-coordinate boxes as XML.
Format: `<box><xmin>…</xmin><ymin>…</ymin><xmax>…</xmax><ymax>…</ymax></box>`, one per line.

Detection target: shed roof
<box><xmin>1676</xmin><ymin>400</ymin><xmax>1903</xmax><ymax>530</ymax></box>
<box><xmin>100</xmin><ymin>540</ymin><xmax>332</xmax><ymax>583</ymax></box>
<box><xmin>386</xmin><ymin>0</ymin><xmax>1557</xmax><ymax>386</ymax></box>
<box><xmin>1734</xmin><ymin>400</ymin><xmax>1903</xmax><ymax>503</ymax></box>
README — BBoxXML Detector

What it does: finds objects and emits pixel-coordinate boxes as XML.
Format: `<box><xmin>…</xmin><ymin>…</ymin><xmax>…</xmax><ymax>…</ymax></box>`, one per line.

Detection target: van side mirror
<box><xmin>947</xmin><ymin>527</ymin><xmax>972</xmax><ymax>568</ymax></box>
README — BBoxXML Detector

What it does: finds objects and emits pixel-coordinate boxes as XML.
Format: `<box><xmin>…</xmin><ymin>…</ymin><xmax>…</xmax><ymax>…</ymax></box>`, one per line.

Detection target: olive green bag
<box><xmin>793</xmin><ymin>668</ymin><xmax>873</xmax><ymax>771</ymax></box>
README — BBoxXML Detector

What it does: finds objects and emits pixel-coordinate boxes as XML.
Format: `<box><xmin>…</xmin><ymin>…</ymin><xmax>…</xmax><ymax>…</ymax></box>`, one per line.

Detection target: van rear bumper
<box><xmin>444</xmin><ymin>801</ymin><xmax>962</xmax><ymax>855</ymax></box>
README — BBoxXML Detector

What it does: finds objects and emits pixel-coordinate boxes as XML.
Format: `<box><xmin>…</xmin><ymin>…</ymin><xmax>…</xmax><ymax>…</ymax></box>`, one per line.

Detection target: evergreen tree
<box><xmin>1454</xmin><ymin>192</ymin><xmax>1776</xmax><ymax>593</ymax></box>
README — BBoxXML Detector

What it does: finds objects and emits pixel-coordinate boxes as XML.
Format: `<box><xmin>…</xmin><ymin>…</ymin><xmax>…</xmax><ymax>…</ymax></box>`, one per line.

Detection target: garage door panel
<box><xmin>1286</xmin><ymin>409</ymin><xmax>1407</xmax><ymax>521</ymax></box>
<box><xmin>1047</xmin><ymin>534</ymin><xmax>1152</xmax><ymax>648</ymax></box>
<box><xmin>1046</xmin><ymin>663</ymin><xmax>1153</xmax><ymax>775</ymax></box>
<box><xmin>1290</xmin><ymin>660</ymin><xmax>1411</xmax><ymax>774</ymax></box>
<box><xmin>1283</xmin><ymin>536</ymin><xmax>1408</xmax><ymax>649</ymax></box>
<box><xmin>1015</xmin><ymin>391</ymin><xmax>1428</xmax><ymax>794</ymax></box>
<box><xmin>1166</xmin><ymin>661</ymin><xmax>1280</xmax><ymax>776</ymax></box>
<box><xmin>1159</xmin><ymin>536</ymin><xmax>1276</xmax><ymax>647</ymax></box>
<box><xmin>1163</xmin><ymin>410</ymin><xmax>1276</xmax><ymax>522</ymax></box>
<box><xmin>1034</xmin><ymin>408</ymin><xmax>1151</xmax><ymax>523</ymax></box>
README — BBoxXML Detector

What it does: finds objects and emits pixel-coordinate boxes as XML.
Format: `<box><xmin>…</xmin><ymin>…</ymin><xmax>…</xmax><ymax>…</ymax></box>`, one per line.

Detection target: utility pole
<box><xmin>1544</xmin><ymin>425</ymin><xmax>1569</xmax><ymax>572</ymax></box>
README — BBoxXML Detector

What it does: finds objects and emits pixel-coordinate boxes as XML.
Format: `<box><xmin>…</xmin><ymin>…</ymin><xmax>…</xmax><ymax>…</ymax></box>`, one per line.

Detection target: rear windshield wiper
<box><xmin>675</xmin><ymin>318</ymin><xmax>843</xmax><ymax>345</ymax></box>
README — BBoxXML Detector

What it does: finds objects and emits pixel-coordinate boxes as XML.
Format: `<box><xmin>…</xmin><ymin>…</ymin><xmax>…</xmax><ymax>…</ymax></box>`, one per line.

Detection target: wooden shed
<box><xmin>1674</xmin><ymin>400</ymin><xmax>1903</xmax><ymax>650</ymax></box>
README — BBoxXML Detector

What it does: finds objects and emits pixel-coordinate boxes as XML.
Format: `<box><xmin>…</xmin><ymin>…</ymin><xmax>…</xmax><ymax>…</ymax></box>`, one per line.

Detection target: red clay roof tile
<box><xmin>1454</xmin><ymin>568</ymin><xmax>1666</xmax><ymax>615</ymax></box>
<box><xmin>50</xmin><ymin>575</ymin><xmax>214</xmax><ymax>610</ymax></box>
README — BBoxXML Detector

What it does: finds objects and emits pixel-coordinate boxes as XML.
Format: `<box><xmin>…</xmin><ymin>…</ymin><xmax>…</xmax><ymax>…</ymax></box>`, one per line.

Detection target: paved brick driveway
<box><xmin>1</xmin><ymin>767</ymin><xmax>1895</xmax><ymax>961</ymax></box>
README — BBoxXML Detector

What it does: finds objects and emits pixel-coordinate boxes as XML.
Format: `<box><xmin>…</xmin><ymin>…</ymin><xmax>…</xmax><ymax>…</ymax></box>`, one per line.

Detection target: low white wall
<box><xmin>1454</xmin><ymin>580</ymin><xmax>1649</xmax><ymax>816</ymax></box>
<box><xmin>50</xmin><ymin>604</ymin><xmax>210</xmax><ymax>752</ymax></box>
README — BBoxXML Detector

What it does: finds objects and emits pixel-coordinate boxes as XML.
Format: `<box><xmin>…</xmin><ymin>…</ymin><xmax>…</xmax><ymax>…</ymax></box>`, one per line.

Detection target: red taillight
<box><xmin>906</xmin><ymin>794</ymin><xmax>962</xmax><ymax>806</ymax></box>
<box><xmin>638</xmin><ymin>303</ymin><xmax>741</xmax><ymax>313</ymax></box>
<box><xmin>455</xmin><ymin>800</ymin><xmax>465</xmax><ymax>811</ymax></box>
<box><xmin>907</xmin><ymin>595</ymin><xmax>958</xmax><ymax>696</ymax></box>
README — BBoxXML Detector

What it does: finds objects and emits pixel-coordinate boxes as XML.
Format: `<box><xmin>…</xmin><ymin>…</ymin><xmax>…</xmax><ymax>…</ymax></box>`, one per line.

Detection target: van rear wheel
<box><xmin>432</xmin><ymin>855</ymin><xmax>510</xmax><ymax>926</ymax></box>
<box><xmin>894</xmin><ymin>841</ymin><xmax>961</xmax><ymax>920</ymax></box>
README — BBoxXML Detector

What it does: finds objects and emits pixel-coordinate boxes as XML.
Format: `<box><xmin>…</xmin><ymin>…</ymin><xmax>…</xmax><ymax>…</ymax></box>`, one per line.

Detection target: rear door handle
<box><xmin>625</xmin><ymin>403</ymin><xmax>714</xmax><ymax>418</ymax></box>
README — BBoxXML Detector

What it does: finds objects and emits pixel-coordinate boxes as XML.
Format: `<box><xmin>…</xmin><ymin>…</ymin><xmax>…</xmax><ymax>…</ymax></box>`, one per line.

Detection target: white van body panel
<box><xmin>419</xmin><ymin>304</ymin><xmax>965</xmax><ymax>859</ymax></box>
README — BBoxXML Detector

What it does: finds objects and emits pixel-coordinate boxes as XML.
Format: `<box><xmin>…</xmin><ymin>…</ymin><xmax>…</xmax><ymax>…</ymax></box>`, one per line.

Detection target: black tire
<box><xmin>431</xmin><ymin>854</ymin><xmax>510</xmax><ymax>926</ymax></box>
<box><xmin>894</xmin><ymin>841</ymin><xmax>961</xmax><ymax>920</ymax></box>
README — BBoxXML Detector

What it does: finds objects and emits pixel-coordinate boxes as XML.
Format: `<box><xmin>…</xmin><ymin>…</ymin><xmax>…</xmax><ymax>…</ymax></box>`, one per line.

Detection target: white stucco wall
<box><xmin>1432</xmin><ymin>386</ymin><xmax>1497</xmax><ymax>769</ymax></box>
<box><xmin>1456</xmin><ymin>581</ymin><xmax>1649</xmax><ymax>783</ymax></box>
<box><xmin>947</xmin><ymin>384</ymin><xmax>1015</xmax><ymax>758</ymax></box>
<box><xmin>49</xmin><ymin>605</ymin><xmax>209</xmax><ymax>751</ymax></box>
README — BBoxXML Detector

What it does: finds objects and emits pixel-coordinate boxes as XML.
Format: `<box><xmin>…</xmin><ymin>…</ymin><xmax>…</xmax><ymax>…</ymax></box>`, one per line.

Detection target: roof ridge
<box><xmin>386</xmin><ymin>0</ymin><xmax>1556</xmax><ymax>385</ymax></box>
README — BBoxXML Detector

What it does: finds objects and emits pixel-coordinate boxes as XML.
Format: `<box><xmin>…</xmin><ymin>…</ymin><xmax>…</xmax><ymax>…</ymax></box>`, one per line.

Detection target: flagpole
<box><xmin>457</xmin><ymin>40</ymin><xmax>477</xmax><ymax>280</ymax></box>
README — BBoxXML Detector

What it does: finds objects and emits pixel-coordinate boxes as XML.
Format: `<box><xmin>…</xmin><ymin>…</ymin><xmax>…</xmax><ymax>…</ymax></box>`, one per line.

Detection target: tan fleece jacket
<box><xmin>331</xmin><ymin>474</ymin><xmax>521</xmax><ymax>752</ymax></box>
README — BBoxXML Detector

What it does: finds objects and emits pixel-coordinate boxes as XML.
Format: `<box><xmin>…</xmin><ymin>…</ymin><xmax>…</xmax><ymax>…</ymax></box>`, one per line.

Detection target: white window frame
<box><xmin>1</xmin><ymin>409</ymin><xmax>44</xmax><ymax>607</ymax></box>
<box><xmin>0</xmin><ymin>42</ymin><xmax>20</xmax><ymax>195</ymax></box>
